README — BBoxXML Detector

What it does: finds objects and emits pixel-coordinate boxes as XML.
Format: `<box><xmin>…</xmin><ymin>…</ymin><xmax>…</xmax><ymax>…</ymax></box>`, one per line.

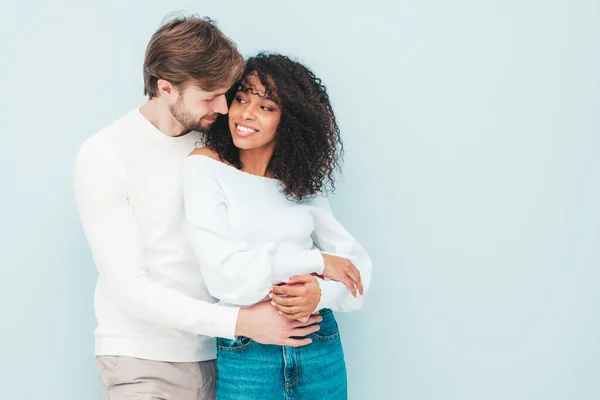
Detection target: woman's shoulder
<box><xmin>184</xmin><ymin>146</ymin><xmax>225</xmax><ymax>180</ymax></box>
<box><xmin>188</xmin><ymin>146</ymin><xmax>220</xmax><ymax>160</ymax></box>
<box><xmin>187</xmin><ymin>146</ymin><xmax>239</xmax><ymax>169</ymax></box>
<box><xmin>185</xmin><ymin>146</ymin><xmax>243</xmax><ymax>184</ymax></box>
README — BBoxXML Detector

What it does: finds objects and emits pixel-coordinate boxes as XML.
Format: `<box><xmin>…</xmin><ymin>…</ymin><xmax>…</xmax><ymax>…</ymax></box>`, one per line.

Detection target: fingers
<box><xmin>278</xmin><ymin>312</ymin><xmax>310</xmax><ymax>321</ymax></box>
<box><xmin>270</xmin><ymin>294</ymin><xmax>303</xmax><ymax>307</ymax></box>
<box><xmin>271</xmin><ymin>284</ymin><xmax>304</xmax><ymax>297</ymax></box>
<box><xmin>347</xmin><ymin>267</ymin><xmax>364</xmax><ymax>295</ymax></box>
<box><xmin>293</xmin><ymin>315</ymin><xmax>322</xmax><ymax>327</ymax></box>
<box><xmin>284</xmin><ymin>337</ymin><xmax>312</xmax><ymax>347</ymax></box>
<box><xmin>272</xmin><ymin>304</ymin><xmax>303</xmax><ymax>315</ymax></box>
<box><xmin>272</xmin><ymin>304</ymin><xmax>306</xmax><ymax>319</ymax></box>
<box><xmin>271</xmin><ymin>301</ymin><xmax>313</xmax><ymax>320</ymax></box>
<box><xmin>291</xmin><ymin>324</ymin><xmax>320</xmax><ymax>337</ymax></box>
<box><xmin>340</xmin><ymin>276</ymin><xmax>357</xmax><ymax>297</ymax></box>
<box><xmin>286</xmin><ymin>274</ymin><xmax>313</xmax><ymax>284</ymax></box>
<box><xmin>321</xmin><ymin>257</ymin><xmax>364</xmax><ymax>297</ymax></box>
<box><xmin>288</xmin><ymin>312</ymin><xmax>311</xmax><ymax>320</ymax></box>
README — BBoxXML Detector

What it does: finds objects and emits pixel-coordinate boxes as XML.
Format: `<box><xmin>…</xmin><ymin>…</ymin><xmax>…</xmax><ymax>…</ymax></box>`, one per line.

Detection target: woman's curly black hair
<box><xmin>201</xmin><ymin>52</ymin><xmax>343</xmax><ymax>201</ymax></box>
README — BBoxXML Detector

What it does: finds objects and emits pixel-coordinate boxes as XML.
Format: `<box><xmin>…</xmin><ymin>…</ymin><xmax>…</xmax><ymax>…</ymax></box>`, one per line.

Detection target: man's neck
<box><xmin>139</xmin><ymin>99</ymin><xmax>188</xmax><ymax>137</ymax></box>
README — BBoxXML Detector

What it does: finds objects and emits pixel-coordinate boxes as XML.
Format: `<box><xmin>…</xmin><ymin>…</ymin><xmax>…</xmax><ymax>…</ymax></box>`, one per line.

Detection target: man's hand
<box><xmin>270</xmin><ymin>275</ymin><xmax>321</xmax><ymax>320</ymax></box>
<box><xmin>235</xmin><ymin>301</ymin><xmax>322</xmax><ymax>347</ymax></box>
<box><xmin>321</xmin><ymin>253</ymin><xmax>364</xmax><ymax>297</ymax></box>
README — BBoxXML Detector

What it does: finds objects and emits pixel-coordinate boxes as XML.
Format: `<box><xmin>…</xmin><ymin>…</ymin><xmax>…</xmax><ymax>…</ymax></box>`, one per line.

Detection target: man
<box><xmin>73</xmin><ymin>15</ymin><xmax>325</xmax><ymax>399</ymax></box>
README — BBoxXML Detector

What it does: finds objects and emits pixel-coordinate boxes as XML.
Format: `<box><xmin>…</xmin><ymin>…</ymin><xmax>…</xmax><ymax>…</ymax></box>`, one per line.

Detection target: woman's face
<box><xmin>228</xmin><ymin>73</ymin><xmax>282</xmax><ymax>151</ymax></box>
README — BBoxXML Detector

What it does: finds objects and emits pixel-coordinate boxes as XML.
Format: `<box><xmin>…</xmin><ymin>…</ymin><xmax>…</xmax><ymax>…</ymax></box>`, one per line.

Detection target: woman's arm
<box><xmin>183</xmin><ymin>153</ymin><xmax>325</xmax><ymax>306</ymax></box>
<box><xmin>271</xmin><ymin>195</ymin><xmax>373</xmax><ymax>315</ymax></box>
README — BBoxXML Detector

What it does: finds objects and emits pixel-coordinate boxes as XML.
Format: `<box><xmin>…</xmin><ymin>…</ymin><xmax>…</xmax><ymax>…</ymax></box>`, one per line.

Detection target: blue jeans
<box><xmin>216</xmin><ymin>309</ymin><xmax>347</xmax><ymax>400</ymax></box>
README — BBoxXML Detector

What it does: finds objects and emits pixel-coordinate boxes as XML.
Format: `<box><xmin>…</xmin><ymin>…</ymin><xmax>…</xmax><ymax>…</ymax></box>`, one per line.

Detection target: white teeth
<box><xmin>237</xmin><ymin>125</ymin><xmax>257</xmax><ymax>133</ymax></box>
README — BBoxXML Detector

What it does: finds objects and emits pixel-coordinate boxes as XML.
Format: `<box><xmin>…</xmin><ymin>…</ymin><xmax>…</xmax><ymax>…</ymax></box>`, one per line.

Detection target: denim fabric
<box><xmin>216</xmin><ymin>309</ymin><xmax>347</xmax><ymax>400</ymax></box>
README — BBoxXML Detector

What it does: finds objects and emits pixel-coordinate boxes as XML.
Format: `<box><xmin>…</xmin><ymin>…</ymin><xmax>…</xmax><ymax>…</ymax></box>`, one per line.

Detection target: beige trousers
<box><xmin>96</xmin><ymin>356</ymin><xmax>216</xmax><ymax>400</ymax></box>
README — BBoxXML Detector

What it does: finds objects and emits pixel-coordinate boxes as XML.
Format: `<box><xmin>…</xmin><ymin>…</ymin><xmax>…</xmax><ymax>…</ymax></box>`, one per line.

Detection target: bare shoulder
<box><xmin>188</xmin><ymin>146</ymin><xmax>220</xmax><ymax>160</ymax></box>
<box><xmin>187</xmin><ymin>146</ymin><xmax>237</xmax><ymax>168</ymax></box>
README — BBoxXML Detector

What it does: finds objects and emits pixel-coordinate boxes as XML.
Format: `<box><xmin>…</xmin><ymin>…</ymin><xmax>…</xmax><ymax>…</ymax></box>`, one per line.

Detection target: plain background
<box><xmin>0</xmin><ymin>1</ymin><xmax>598</xmax><ymax>399</ymax></box>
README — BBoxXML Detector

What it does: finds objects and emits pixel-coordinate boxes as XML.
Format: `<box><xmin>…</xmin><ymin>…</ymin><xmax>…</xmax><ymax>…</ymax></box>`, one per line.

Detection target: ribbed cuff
<box><xmin>207</xmin><ymin>304</ymin><xmax>240</xmax><ymax>340</ymax></box>
<box><xmin>315</xmin><ymin>278</ymin><xmax>346</xmax><ymax>311</ymax></box>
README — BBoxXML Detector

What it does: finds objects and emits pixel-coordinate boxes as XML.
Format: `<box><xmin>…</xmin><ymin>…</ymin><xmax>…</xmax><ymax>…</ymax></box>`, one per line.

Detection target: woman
<box><xmin>183</xmin><ymin>53</ymin><xmax>373</xmax><ymax>399</ymax></box>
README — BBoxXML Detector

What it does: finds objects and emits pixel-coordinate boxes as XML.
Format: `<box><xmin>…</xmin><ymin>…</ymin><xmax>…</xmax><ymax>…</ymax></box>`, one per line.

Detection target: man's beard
<box><xmin>170</xmin><ymin>96</ymin><xmax>218</xmax><ymax>134</ymax></box>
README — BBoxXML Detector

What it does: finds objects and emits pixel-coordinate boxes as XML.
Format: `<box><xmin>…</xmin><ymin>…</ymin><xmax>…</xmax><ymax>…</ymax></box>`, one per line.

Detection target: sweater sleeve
<box><xmin>74</xmin><ymin>139</ymin><xmax>239</xmax><ymax>339</ymax></box>
<box><xmin>310</xmin><ymin>196</ymin><xmax>373</xmax><ymax>312</ymax></box>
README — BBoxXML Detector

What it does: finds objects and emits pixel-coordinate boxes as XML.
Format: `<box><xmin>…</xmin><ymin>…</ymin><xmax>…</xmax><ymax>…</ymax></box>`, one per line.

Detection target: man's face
<box><xmin>169</xmin><ymin>84</ymin><xmax>230</xmax><ymax>133</ymax></box>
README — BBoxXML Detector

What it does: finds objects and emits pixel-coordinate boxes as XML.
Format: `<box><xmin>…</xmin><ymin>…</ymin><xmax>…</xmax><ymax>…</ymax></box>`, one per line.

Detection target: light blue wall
<box><xmin>1</xmin><ymin>1</ymin><xmax>598</xmax><ymax>399</ymax></box>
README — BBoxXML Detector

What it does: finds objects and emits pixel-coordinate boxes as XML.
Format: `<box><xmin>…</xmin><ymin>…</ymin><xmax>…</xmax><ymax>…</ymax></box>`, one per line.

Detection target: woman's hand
<box><xmin>269</xmin><ymin>275</ymin><xmax>321</xmax><ymax>320</ymax></box>
<box><xmin>321</xmin><ymin>254</ymin><xmax>364</xmax><ymax>297</ymax></box>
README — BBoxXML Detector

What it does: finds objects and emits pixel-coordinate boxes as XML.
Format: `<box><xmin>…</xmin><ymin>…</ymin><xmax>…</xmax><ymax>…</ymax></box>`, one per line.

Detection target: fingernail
<box><xmin>278</xmin><ymin>311</ymin><xmax>283</xmax><ymax>315</ymax></box>
<box><xmin>271</xmin><ymin>301</ymin><xmax>276</xmax><ymax>307</ymax></box>
<box><xmin>268</xmin><ymin>293</ymin><xmax>273</xmax><ymax>298</ymax></box>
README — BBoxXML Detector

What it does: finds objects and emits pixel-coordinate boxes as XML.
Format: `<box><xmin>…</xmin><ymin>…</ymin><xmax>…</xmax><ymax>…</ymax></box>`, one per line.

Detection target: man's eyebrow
<box><xmin>205</xmin><ymin>90</ymin><xmax>228</xmax><ymax>100</ymax></box>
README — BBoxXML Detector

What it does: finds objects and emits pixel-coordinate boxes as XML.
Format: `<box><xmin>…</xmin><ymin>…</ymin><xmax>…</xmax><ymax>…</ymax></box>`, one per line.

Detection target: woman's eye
<box><xmin>235</xmin><ymin>96</ymin><xmax>246</xmax><ymax>103</ymax></box>
<box><xmin>260</xmin><ymin>106</ymin><xmax>272</xmax><ymax>111</ymax></box>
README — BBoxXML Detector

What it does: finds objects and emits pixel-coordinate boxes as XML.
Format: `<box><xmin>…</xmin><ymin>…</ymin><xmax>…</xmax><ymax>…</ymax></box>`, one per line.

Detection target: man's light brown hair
<box><xmin>143</xmin><ymin>14</ymin><xmax>245</xmax><ymax>98</ymax></box>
